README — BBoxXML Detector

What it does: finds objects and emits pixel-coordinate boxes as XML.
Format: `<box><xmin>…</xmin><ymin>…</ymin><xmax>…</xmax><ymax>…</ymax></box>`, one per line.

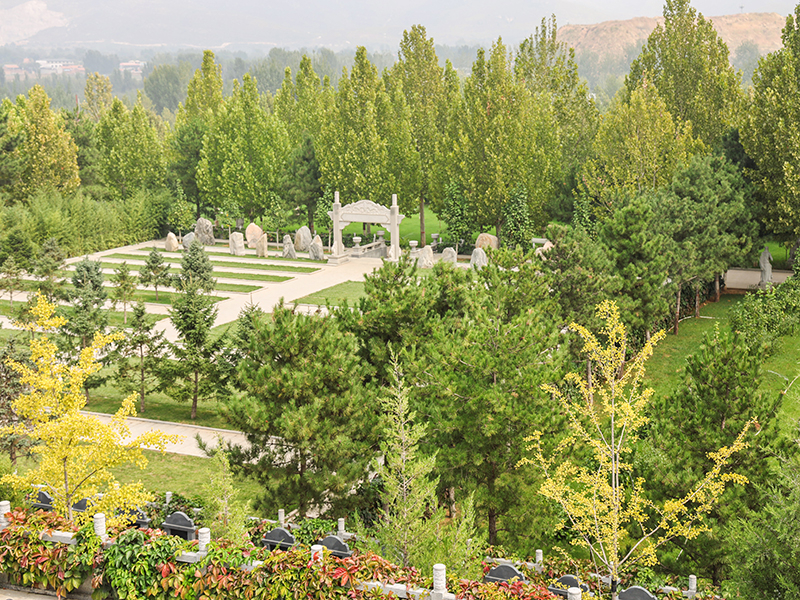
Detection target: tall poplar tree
<box><xmin>394</xmin><ymin>25</ymin><xmax>445</xmax><ymax>245</ymax></box>
<box><xmin>626</xmin><ymin>0</ymin><xmax>742</xmax><ymax>148</ymax></box>
<box><xmin>454</xmin><ymin>39</ymin><xmax>558</xmax><ymax>239</ymax></box>
<box><xmin>197</xmin><ymin>74</ymin><xmax>290</xmax><ymax>221</ymax></box>
<box><xmin>9</xmin><ymin>86</ymin><xmax>80</xmax><ymax>201</ymax></box>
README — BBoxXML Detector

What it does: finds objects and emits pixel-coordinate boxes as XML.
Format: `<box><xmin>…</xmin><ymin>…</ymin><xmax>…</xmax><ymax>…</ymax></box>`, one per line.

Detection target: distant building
<box><xmin>3</xmin><ymin>64</ymin><xmax>30</xmax><ymax>79</ymax></box>
<box><xmin>119</xmin><ymin>60</ymin><xmax>146</xmax><ymax>80</ymax></box>
<box><xmin>36</xmin><ymin>59</ymin><xmax>85</xmax><ymax>76</ymax></box>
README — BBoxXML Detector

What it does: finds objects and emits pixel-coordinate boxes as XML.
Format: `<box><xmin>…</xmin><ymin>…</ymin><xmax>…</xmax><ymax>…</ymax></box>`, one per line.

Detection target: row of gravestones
<box><xmin>410</xmin><ymin>245</ymin><xmax>487</xmax><ymax>270</ymax></box>
<box><xmin>484</xmin><ymin>562</ymin><xmax>698</xmax><ymax>599</ymax></box>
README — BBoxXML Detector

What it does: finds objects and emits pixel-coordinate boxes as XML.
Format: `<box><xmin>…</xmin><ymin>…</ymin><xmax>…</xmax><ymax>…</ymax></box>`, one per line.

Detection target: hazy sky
<box><xmin>2</xmin><ymin>0</ymin><xmax>797</xmax><ymax>50</ymax></box>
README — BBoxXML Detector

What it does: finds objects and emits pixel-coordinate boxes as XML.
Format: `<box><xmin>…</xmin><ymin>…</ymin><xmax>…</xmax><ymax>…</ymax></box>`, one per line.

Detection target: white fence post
<box><xmin>93</xmin><ymin>513</ymin><xmax>106</xmax><ymax>539</ymax></box>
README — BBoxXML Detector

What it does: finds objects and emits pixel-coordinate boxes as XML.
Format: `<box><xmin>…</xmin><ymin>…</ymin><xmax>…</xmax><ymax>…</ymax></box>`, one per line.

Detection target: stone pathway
<box><xmin>81</xmin><ymin>411</ymin><xmax>248</xmax><ymax>458</ymax></box>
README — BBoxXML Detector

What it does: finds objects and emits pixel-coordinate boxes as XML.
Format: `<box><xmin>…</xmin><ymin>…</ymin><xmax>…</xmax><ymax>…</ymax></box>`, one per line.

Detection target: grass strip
<box><xmin>105</xmin><ymin>253</ymin><xmax>318</xmax><ymax>273</ymax></box>
<box><xmin>95</xmin><ymin>263</ymin><xmax>290</xmax><ymax>283</ymax></box>
<box><xmin>294</xmin><ymin>281</ymin><xmax>366</xmax><ymax>307</ymax></box>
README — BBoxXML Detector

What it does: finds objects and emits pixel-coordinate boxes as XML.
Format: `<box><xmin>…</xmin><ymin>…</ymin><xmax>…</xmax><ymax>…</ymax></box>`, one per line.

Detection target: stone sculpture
<box><xmin>759</xmin><ymin>246</ymin><xmax>773</xmax><ymax>288</ymax></box>
<box><xmin>195</xmin><ymin>218</ymin><xmax>215</xmax><ymax>245</ymax></box>
<box><xmin>441</xmin><ymin>247</ymin><xmax>457</xmax><ymax>264</ymax></box>
<box><xmin>418</xmin><ymin>245</ymin><xmax>434</xmax><ymax>268</ymax></box>
<box><xmin>475</xmin><ymin>233</ymin><xmax>499</xmax><ymax>250</ymax></box>
<box><xmin>229</xmin><ymin>232</ymin><xmax>245</xmax><ymax>256</ymax></box>
<box><xmin>246</xmin><ymin>223</ymin><xmax>264</xmax><ymax>248</ymax></box>
<box><xmin>309</xmin><ymin>235</ymin><xmax>325</xmax><ymax>261</ymax></box>
<box><xmin>165</xmin><ymin>232</ymin><xmax>179</xmax><ymax>252</ymax></box>
<box><xmin>282</xmin><ymin>234</ymin><xmax>297</xmax><ymax>259</ymax></box>
<box><xmin>470</xmin><ymin>247</ymin><xmax>488</xmax><ymax>270</ymax></box>
<box><xmin>255</xmin><ymin>233</ymin><xmax>269</xmax><ymax>257</ymax></box>
<box><xmin>182</xmin><ymin>232</ymin><xmax>196</xmax><ymax>249</ymax></box>
<box><xmin>295</xmin><ymin>226</ymin><xmax>313</xmax><ymax>252</ymax></box>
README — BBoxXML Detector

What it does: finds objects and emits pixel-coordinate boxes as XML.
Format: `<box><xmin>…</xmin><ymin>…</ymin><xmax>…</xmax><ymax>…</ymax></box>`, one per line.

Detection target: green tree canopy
<box><xmin>625</xmin><ymin>0</ymin><xmax>743</xmax><ymax>147</ymax></box>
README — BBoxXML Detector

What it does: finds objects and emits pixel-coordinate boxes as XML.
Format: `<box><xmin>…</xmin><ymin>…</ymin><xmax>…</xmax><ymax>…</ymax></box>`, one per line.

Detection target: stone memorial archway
<box><xmin>328</xmin><ymin>192</ymin><xmax>404</xmax><ymax>264</ymax></box>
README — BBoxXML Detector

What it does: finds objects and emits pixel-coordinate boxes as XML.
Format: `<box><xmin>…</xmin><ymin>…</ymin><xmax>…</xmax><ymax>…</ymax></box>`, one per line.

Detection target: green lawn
<box><xmin>341</xmin><ymin>205</ymin><xmax>444</xmax><ymax>244</ymax></box>
<box><xmin>642</xmin><ymin>293</ymin><xmax>800</xmax><ymax>425</ymax></box>
<box><xmin>95</xmin><ymin>263</ymin><xmax>291</xmax><ymax>283</ymax></box>
<box><xmin>86</xmin><ymin>383</ymin><xmax>233</xmax><ymax>429</ymax></box>
<box><xmin>104</xmin><ymin>254</ymin><xmax>318</xmax><ymax>274</ymax></box>
<box><xmin>0</xmin><ymin>299</ymin><xmax>159</xmax><ymax>329</ymax></box>
<box><xmin>213</xmin><ymin>282</ymin><xmax>261</xmax><ymax>293</ymax></box>
<box><xmin>294</xmin><ymin>281</ymin><xmax>367</xmax><ymax>307</ymax></box>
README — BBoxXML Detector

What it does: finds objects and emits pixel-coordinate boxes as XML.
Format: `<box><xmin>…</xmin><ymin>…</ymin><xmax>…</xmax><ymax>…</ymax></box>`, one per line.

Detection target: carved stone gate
<box><xmin>327</xmin><ymin>192</ymin><xmax>404</xmax><ymax>264</ymax></box>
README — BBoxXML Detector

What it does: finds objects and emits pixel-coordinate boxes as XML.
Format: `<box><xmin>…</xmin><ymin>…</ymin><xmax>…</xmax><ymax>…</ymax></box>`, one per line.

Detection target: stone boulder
<box><xmin>534</xmin><ymin>240</ymin><xmax>555</xmax><ymax>258</ymax></box>
<box><xmin>165</xmin><ymin>232</ymin><xmax>180</xmax><ymax>252</ymax></box>
<box><xmin>418</xmin><ymin>245</ymin><xmax>434</xmax><ymax>269</ymax></box>
<box><xmin>282</xmin><ymin>234</ymin><xmax>297</xmax><ymax>259</ymax></box>
<box><xmin>229</xmin><ymin>232</ymin><xmax>246</xmax><ymax>256</ymax></box>
<box><xmin>475</xmin><ymin>233</ymin><xmax>499</xmax><ymax>250</ymax></box>
<box><xmin>470</xmin><ymin>247</ymin><xmax>488</xmax><ymax>270</ymax></box>
<box><xmin>255</xmin><ymin>233</ymin><xmax>269</xmax><ymax>257</ymax></box>
<box><xmin>295</xmin><ymin>226</ymin><xmax>313</xmax><ymax>252</ymax></box>
<box><xmin>246</xmin><ymin>223</ymin><xmax>264</xmax><ymax>248</ymax></box>
<box><xmin>309</xmin><ymin>235</ymin><xmax>325</xmax><ymax>261</ymax></box>
<box><xmin>195</xmin><ymin>218</ymin><xmax>215</xmax><ymax>245</ymax></box>
<box><xmin>441</xmin><ymin>247</ymin><xmax>457</xmax><ymax>264</ymax></box>
<box><xmin>182</xmin><ymin>232</ymin><xmax>196</xmax><ymax>249</ymax></box>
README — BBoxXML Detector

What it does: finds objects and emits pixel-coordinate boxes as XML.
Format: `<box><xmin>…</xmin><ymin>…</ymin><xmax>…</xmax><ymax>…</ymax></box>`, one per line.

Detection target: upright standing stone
<box><xmin>418</xmin><ymin>245</ymin><xmax>434</xmax><ymax>268</ymax></box>
<box><xmin>470</xmin><ymin>247</ymin><xmax>488</xmax><ymax>270</ymax></box>
<box><xmin>195</xmin><ymin>218</ymin><xmax>215</xmax><ymax>245</ymax></box>
<box><xmin>255</xmin><ymin>233</ymin><xmax>269</xmax><ymax>257</ymax></box>
<box><xmin>475</xmin><ymin>233</ymin><xmax>499</xmax><ymax>250</ymax></box>
<box><xmin>165</xmin><ymin>232</ymin><xmax>179</xmax><ymax>252</ymax></box>
<box><xmin>441</xmin><ymin>247</ymin><xmax>457</xmax><ymax>264</ymax></box>
<box><xmin>182</xmin><ymin>232</ymin><xmax>196</xmax><ymax>249</ymax></box>
<box><xmin>295</xmin><ymin>226</ymin><xmax>313</xmax><ymax>252</ymax></box>
<box><xmin>309</xmin><ymin>235</ymin><xmax>324</xmax><ymax>261</ymax></box>
<box><xmin>759</xmin><ymin>245</ymin><xmax>773</xmax><ymax>288</ymax></box>
<box><xmin>534</xmin><ymin>240</ymin><xmax>554</xmax><ymax>258</ymax></box>
<box><xmin>246</xmin><ymin>223</ymin><xmax>264</xmax><ymax>248</ymax></box>
<box><xmin>229</xmin><ymin>232</ymin><xmax>246</xmax><ymax>256</ymax></box>
<box><xmin>282</xmin><ymin>234</ymin><xmax>297</xmax><ymax>259</ymax></box>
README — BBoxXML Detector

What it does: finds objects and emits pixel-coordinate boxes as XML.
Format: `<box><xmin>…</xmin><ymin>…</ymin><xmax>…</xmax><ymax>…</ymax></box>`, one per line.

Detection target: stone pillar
<box><xmin>93</xmin><ymin>513</ymin><xmax>106</xmax><ymax>538</ymax></box>
<box><xmin>389</xmin><ymin>194</ymin><xmax>401</xmax><ymax>262</ymax></box>
<box><xmin>278</xmin><ymin>509</ymin><xmax>285</xmax><ymax>528</ymax></box>
<box><xmin>0</xmin><ymin>501</ymin><xmax>11</xmax><ymax>530</ymax></box>
<box><xmin>198</xmin><ymin>527</ymin><xmax>211</xmax><ymax>552</ymax></box>
<box><xmin>337</xmin><ymin>518</ymin><xmax>346</xmax><ymax>539</ymax></box>
<box><xmin>687</xmin><ymin>575</ymin><xmax>697</xmax><ymax>598</ymax></box>
<box><xmin>567</xmin><ymin>587</ymin><xmax>582</xmax><ymax>600</ymax></box>
<box><xmin>332</xmin><ymin>192</ymin><xmax>344</xmax><ymax>257</ymax></box>
<box><xmin>433</xmin><ymin>564</ymin><xmax>446</xmax><ymax>592</ymax></box>
<box><xmin>535</xmin><ymin>549</ymin><xmax>543</xmax><ymax>564</ymax></box>
<box><xmin>310</xmin><ymin>544</ymin><xmax>324</xmax><ymax>564</ymax></box>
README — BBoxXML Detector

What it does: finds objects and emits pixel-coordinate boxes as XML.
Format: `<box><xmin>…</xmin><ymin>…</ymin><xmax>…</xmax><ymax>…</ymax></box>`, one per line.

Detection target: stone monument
<box><xmin>470</xmin><ymin>247</ymin><xmax>488</xmax><ymax>270</ymax></box>
<box><xmin>255</xmin><ymin>233</ymin><xmax>269</xmax><ymax>257</ymax></box>
<box><xmin>441</xmin><ymin>247</ymin><xmax>457</xmax><ymax>264</ymax></box>
<box><xmin>182</xmin><ymin>232</ymin><xmax>196</xmax><ymax>249</ymax></box>
<box><xmin>246</xmin><ymin>223</ymin><xmax>264</xmax><ymax>248</ymax></box>
<box><xmin>195</xmin><ymin>218</ymin><xmax>215</xmax><ymax>245</ymax></box>
<box><xmin>282</xmin><ymin>234</ymin><xmax>297</xmax><ymax>259</ymax></box>
<box><xmin>309</xmin><ymin>235</ymin><xmax>325</xmax><ymax>261</ymax></box>
<box><xmin>295</xmin><ymin>226</ymin><xmax>313</xmax><ymax>252</ymax></box>
<box><xmin>759</xmin><ymin>245</ymin><xmax>773</xmax><ymax>288</ymax></box>
<box><xmin>475</xmin><ymin>233</ymin><xmax>499</xmax><ymax>250</ymax></box>
<box><xmin>165</xmin><ymin>232</ymin><xmax>179</xmax><ymax>252</ymax></box>
<box><xmin>229</xmin><ymin>232</ymin><xmax>245</xmax><ymax>256</ymax></box>
<box><xmin>418</xmin><ymin>245</ymin><xmax>434</xmax><ymax>268</ymax></box>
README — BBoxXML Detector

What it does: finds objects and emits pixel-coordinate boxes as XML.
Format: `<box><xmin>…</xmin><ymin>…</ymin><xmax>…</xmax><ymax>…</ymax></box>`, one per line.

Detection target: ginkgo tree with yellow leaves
<box><xmin>522</xmin><ymin>300</ymin><xmax>755</xmax><ymax>599</ymax></box>
<box><xmin>0</xmin><ymin>293</ymin><xmax>179</xmax><ymax>526</ymax></box>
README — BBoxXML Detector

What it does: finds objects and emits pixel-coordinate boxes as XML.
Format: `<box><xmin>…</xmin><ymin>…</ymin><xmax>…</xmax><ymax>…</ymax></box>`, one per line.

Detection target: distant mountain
<box><xmin>0</xmin><ymin>0</ymin><xmax>793</xmax><ymax>52</ymax></box>
<box><xmin>558</xmin><ymin>12</ymin><xmax>786</xmax><ymax>61</ymax></box>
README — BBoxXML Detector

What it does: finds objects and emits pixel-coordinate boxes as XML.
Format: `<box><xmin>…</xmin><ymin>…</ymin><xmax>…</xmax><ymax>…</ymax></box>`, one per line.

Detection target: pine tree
<box><xmin>0</xmin><ymin>257</ymin><xmax>23</xmax><ymax>310</ymax></box>
<box><xmin>640</xmin><ymin>326</ymin><xmax>790</xmax><ymax>585</ymax></box>
<box><xmin>0</xmin><ymin>100</ymin><xmax>24</xmax><ymax>201</ymax></box>
<box><xmin>138</xmin><ymin>247</ymin><xmax>171</xmax><ymax>301</ymax></box>
<box><xmin>110</xmin><ymin>262</ymin><xmax>137</xmax><ymax>325</ymax></box>
<box><xmin>225</xmin><ymin>302</ymin><xmax>379</xmax><ymax>516</ymax></box>
<box><xmin>65</xmin><ymin>258</ymin><xmax>108</xmax><ymax>351</ymax></box>
<box><xmin>163</xmin><ymin>284</ymin><xmax>228</xmax><ymax>420</ymax></box>
<box><xmin>110</xmin><ymin>303</ymin><xmax>167</xmax><ymax>413</ymax></box>
<box><xmin>33</xmin><ymin>238</ymin><xmax>66</xmax><ymax>303</ymax></box>
<box><xmin>172</xmin><ymin>240</ymin><xmax>215</xmax><ymax>293</ymax></box>
<box><xmin>282</xmin><ymin>134</ymin><xmax>322</xmax><ymax>233</ymax></box>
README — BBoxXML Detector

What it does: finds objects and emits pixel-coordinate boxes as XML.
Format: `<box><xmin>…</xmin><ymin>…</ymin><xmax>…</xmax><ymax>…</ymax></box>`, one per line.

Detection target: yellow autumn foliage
<box><xmin>521</xmin><ymin>300</ymin><xmax>753</xmax><ymax>587</ymax></box>
<box><xmin>1</xmin><ymin>293</ymin><xmax>180</xmax><ymax>527</ymax></box>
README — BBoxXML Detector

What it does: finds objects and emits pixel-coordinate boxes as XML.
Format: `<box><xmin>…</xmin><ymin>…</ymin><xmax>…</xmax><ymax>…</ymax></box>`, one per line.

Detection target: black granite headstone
<box><xmin>483</xmin><ymin>564</ymin><xmax>527</xmax><ymax>584</ymax></box>
<box><xmin>547</xmin><ymin>575</ymin><xmax>589</xmax><ymax>598</ymax></box>
<box><xmin>262</xmin><ymin>527</ymin><xmax>296</xmax><ymax>551</ymax></box>
<box><xmin>31</xmin><ymin>490</ymin><xmax>54</xmax><ymax>511</ymax></box>
<box><xmin>618</xmin><ymin>586</ymin><xmax>657</xmax><ymax>600</ymax></box>
<box><xmin>161</xmin><ymin>510</ymin><xmax>196</xmax><ymax>541</ymax></box>
<box><xmin>318</xmin><ymin>535</ymin><xmax>352</xmax><ymax>558</ymax></box>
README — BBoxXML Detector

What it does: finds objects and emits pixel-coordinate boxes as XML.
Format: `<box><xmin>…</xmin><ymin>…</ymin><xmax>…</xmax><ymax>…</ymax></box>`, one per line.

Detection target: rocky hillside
<box><xmin>559</xmin><ymin>12</ymin><xmax>786</xmax><ymax>60</ymax></box>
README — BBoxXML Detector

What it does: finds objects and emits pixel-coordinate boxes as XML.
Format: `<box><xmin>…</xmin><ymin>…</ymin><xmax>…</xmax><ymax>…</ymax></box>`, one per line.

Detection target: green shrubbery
<box><xmin>0</xmin><ymin>188</ymin><xmax>172</xmax><ymax>264</ymax></box>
